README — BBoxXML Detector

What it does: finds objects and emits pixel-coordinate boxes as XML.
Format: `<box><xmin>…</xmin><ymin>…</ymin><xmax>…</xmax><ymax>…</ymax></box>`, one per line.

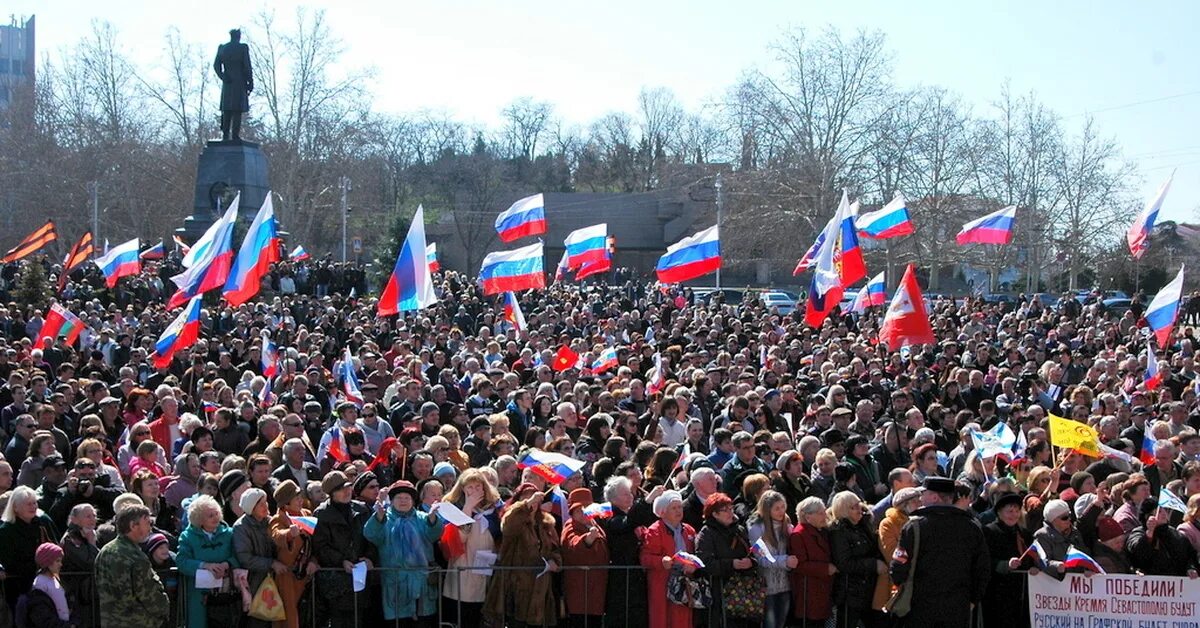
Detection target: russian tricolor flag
<box><xmin>379</xmin><ymin>205</ymin><xmax>439</xmax><ymax>315</ymax></box>
<box><xmin>672</xmin><ymin>552</ymin><xmax>706</xmax><ymax>569</ymax></box>
<box><xmin>502</xmin><ymin>291</ymin><xmax>526</xmax><ymax>332</ymax></box>
<box><xmin>169</xmin><ymin>197</ymin><xmax>238</xmax><ymax>309</ymax></box>
<box><xmin>793</xmin><ymin>226</ymin><xmax>828</xmax><ymax>276</ymax></box>
<box><xmin>582</xmin><ymin>502</ymin><xmax>614</xmax><ymax>519</ymax></box>
<box><xmin>1144</xmin><ymin>343</ymin><xmax>1162</xmax><ymax>391</ymax></box>
<box><xmin>262</xmin><ymin>332</ymin><xmax>279</xmax><ymax>380</ymax></box>
<box><xmin>479</xmin><ymin>241</ymin><xmax>545</xmax><ymax>296</ymax></box>
<box><xmin>592</xmin><ymin>346</ymin><xmax>619</xmax><ymax>373</ymax></box>
<box><xmin>139</xmin><ymin>240</ymin><xmax>165</xmax><ymax>260</ymax></box>
<box><xmin>289</xmin><ymin>244</ymin><xmax>310</xmax><ymax>261</ymax></box>
<box><xmin>1063</xmin><ymin>545</ymin><xmax>1105</xmax><ymax>574</ymax></box>
<box><xmin>865</xmin><ymin>271</ymin><xmax>886</xmax><ymax>306</ymax></box>
<box><xmin>857</xmin><ymin>193</ymin><xmax>914</xmax><ymax>239</ymax></box>
<box><xmin>835</xmin><ymin>199</ymin><xmax>867</xmax><ymax>287</ymax></box>
<box><xmin>1128</xmin><ymin>170</ymin><xmax>1173</xmax><ymax>259</ymax></box>
<box><xmin>339</xmin><ymin>348</ymin><xmax>363</xmax><ymax>407</ymax></box>
<box><xmin>564</xmin><ymin>223</ymin><xmax>608</xmax><ymax>268</ymax></box>
<box><xmin>426</xmin><ymin>242</ymin><xmax>440</xmax><ymax>273</ymax></box>
<box><xmin>1144</xmin><ymin>264</ymin><xmax>1184</xmax><ymax>348</ymax></box>
<box><xmin>805</xmin><ymin>192</ymin><xmax>856</xmax><ymax>327</ymax></box>
<box><xmin>94</xmin><ymin>238</ymin><xmax>140</xmax><ymax>288</ymax></box>
<box><xmin>956</xmin><ymin>206</ymin><xmax>1016</xmax><ymax>245</ymax></box>
<box><xmin>225</xmin><ymin>193</ymin><xmax>281</xmax><ymax>306</ymax></box>
<box><xmin>554</xmin><ymin>250</ymin><xmax>569</xmax><ymax>283</ymax></box>
<box><xmin>576</xmin><ymin>256</ymin><xmax>611</xmax><ymax>280</ymax></box>
<box><xmin>517</xmin><ymin>449</ymin><xmax>585</xmax><ymax>484</ymax></box>
<box><xmin>293</xmin><ymin>516</ymin><xmax>317</xmax><ymax>535</ymax></box>
<box><xmin>151</xmin><ymin>296</ymin><xmax>203</xmax><ymax>368</ymax></box>
<box><xmin>495</xmin><ymin>193</ymin><xmax>547</xmax><ymax>242</ymax></box>
<box><xmin>1140</xmin><ymin>433</ymin><xmax>1158</xmax><ymax>466</ymax></box>
<box><xmin>751</xmin><ymin>537</ymin><xmax>777</xmax><ymax>563</ymax></box>
<box><xmin>656</xmin><ymin>225</ymin><xmax>719</xmax><ymax>284</ymax></box>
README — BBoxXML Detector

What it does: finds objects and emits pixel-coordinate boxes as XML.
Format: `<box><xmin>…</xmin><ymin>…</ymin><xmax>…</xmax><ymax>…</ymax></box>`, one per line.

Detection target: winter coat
<box><xmin>1127</xmin><ymin>524</ymin><xmax>1200</xmax><ymax>576</ymax></box>
<box><xmin>175</xmin><ymin>522</ymin><xmax>241</xmax><ymax>628</ymax></box>
<box><xmin>982</xmin><ymin>519</ymin><xmax>1032</xmax><ymax>628</ymax></box>
<box><xmin>483</xmin><ymin>500</ymin><xmax>561</xmax><ymax>626</ymax></box>
<box><xmin>696</xmin><ymin>516</ymin><xmax>758</xmax><ymax>625</ymax></box>
<box><xmin>59</xmin><ymin>524</ymin><xmax>99</xmax><ymax>628</ymax></box>
<box><xmin>873</xmin><ymin>507</ymin><xmax>908</xmax><ymax>610</ymax></box>
<box><xmin>95</xmin><ymin>534</ymin><xmax>169</xmax><ymax>628</ymax></box>
<box><xmin>0</xmin><ymin>514</ymin><xmax>58</xmax><ymax>610</ymax></box>
<box><xmin>268</xmin><ymin>508</ymin><xmax>314</xmax><ymax>628</ymax></box>
<box><xmin>789</xmin><ymin>521</ymin><xmax>833</xmax><ymax>621</ymax></box>
<box><xmin>310</xmin><ymin>499</ymin><xmax>369</xmax><ymax>568</ymax></box>
<box><xmin>442</xmin><ymin>505</ymin><xmax>499</xmax><ymax>603</ymax></box>
<box><xmin>601</xmin><ymin>503</ymin><xmax>653</xmax><ymax>627</ymax></box>
<box><xmin>889</xmin><ymin>505</ymin><xmax>991</xmax><ymax>627</ymax></box>
<box><xmin>828</xmin><ymin>517</ymin><xmax>880</xmax><ymax>613</ymax></box>
<box><xmin>231</xmin><ymin>513</ymin><xmax>277</xmax><ymax>597</ymax></box>
<box><xmin>1031</xmin><ymin>522</ymin><xmax>1086</xmax><ymax>576</ymax></box>
<box><xmin>771</xmin><ymin>474</ymin><xmax>812</xmax><ymax>523</ymax></box>
<box><xmin>638</xmin><ymin>519</ymin><xmax>696</xmax><ymax>628</ymax></box>
<box><xmin>561</xmin><ymin>515</ymin><xmax>609</xmax><ymax>616</ymax></box>
<box><xmin>363</xmin><ymin>505</ymin><xmax>444</xmax><ymax>620</ymax></box>
<box><xmin>21</xmin><ymin>586</ymin><xmax>72</xmax><ymax>628</ymax></box>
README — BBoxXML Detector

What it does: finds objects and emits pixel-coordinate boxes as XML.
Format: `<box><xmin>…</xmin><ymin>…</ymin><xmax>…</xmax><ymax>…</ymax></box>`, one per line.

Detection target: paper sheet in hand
<box><xmin>352</xmin><ymin>561</ymin><xmax>368</xmax><ymax>592</ymax></box>
<box><xmin>195</xmin><ymin>568</ymin><xmax>224</xmax><ymax>589</ymax></box>
<box><xmin>473</xmin><ymin>550</ymin><xmax>498</xmax><ymax>576</ymax></box>
<box><xmin>437</xmin><ymin>502</ymin><xmax>476</xmax><ymax>527</ymax></box>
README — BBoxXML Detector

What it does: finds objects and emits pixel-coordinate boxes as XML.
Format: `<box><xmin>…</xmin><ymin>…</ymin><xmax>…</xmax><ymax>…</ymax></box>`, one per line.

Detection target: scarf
<box><xmin>390</xmin><ymin>508</ymin><xmax>430</xmax><ymax>568</ymax></box>
<box><xmin>34</xmin><ymin>574</ymin><xmax>69</xmax><ymax>621</ymax></box>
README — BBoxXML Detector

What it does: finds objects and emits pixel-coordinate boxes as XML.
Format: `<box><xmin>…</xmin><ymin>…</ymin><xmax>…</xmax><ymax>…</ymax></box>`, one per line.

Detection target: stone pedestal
<box><xmin>176</xmin><ymin>140</ymin><xmax>270</xmax><ymax>242</ymax></box>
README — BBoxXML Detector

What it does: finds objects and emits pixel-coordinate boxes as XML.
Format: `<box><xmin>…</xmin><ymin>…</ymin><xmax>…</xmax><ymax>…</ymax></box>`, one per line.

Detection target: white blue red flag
<box><xmin>425</xmin><ymin>242</ymin><xmax>439</xmax><ymax>273</ymax></box>
<box><xmin>1063</xmin><ymin>545</ymin><xmax>1105</xmax><ymax>574</ymax></box>
<box><xmin>379</xmin><ymin>204</ymin><xmax>439</xmax><ymax>315</ymax></box>
<box><xmin>857</xmin><ymin>193</ymin><xmax>914</xmax><ymax>239</ymax></box>
<box><xmin>339</xmin><ymin>348</ymin><xmax>363</xmax><ymax>407</ymax></box>
<box><xmin>1128</xmin><ymin>170</ymin><xmax>1173</xmax><ymax>259</ymax></box>
<box><xmin>139</xmin><ymin>240</ymin><xmax>165</xmax><ymax>260</ymax></box>
<box><xmin>289</xmin><ymin>244</ymin><xmax>310</xmax><ymax>261</ymax></box>
<box><xmin>479</xmin><ymin>241</ymin><xmax>545</xmax><ymax>296</ymax></box>
<box><xmin>495</xmin><ymin>193</ymin><xmax>547</xmax><ymax>242</ymax></box>
<box><xmin>503</xmin><ymin>291</ymin><xmax>526</xmax><ymax>332</ymax></box>
<box><xmin>956</xmin><ymin>205</ymin><xmax>1016</xmax><ymax>245</ymax></box>
<box><xmin>94</xmin><ymin>238</ymin><xmax>140</xmax><ymax>288</ymax></box>
<box><xmin>150</xmin><ymin>296</ymin><xmax>203</xmax><ymax>368</ymax></box>
<box><xmin>656</xmin><ymin>225</ymin><xmax>720</xmax><ymax>284</ymax></box>
<box><xmin>169</xmin><ymin>197</ymin><xmax>239</xmax><ymax>309</ymax></box>
<box><xmin>225</xmin><ymin>193</ymin><xmax>281</xmax><ymax>306</ymax></box>
<box><xmin>592</xmin><ymin>346</ymin><xmax>619</xmax><ymax>373</ymax></box>
<box><xmin>1144</xmin><ymin>264</ymin><xmax>1184</xmax><ymax>348</ymax></box>
<box><xmin>261</xmin><ymin>332</ymin><xmax>279</xmax><ymax>380</ymax></box>
<box><xmin>517</xmin><ymin>449</ymin><xmax>586</xmax><ymax>484</ymax></box>
<box><xmin>564</xmin><ymin>223</ymin><xmax>608</xmax><ymax>268</ymax></box>
<box><xmin>1144</xmin><ymin>343</ymin><xmax>1162</xmax><ymax>391</ymax></box>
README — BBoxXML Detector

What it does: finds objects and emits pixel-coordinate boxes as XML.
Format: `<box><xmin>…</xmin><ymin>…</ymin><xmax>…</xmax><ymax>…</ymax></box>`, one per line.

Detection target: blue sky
<box><xmin>11</xmin><ymin>0</ymin><xmax>1199</xmax><ymax>221</ymax></box>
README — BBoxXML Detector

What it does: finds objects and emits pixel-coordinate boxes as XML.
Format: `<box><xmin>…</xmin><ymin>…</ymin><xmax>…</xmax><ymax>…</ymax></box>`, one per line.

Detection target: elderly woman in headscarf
<box><xmin>483</xmin><ymin>483</ymin><xmax>562</xmax><ymax>627</ymax></box>
<box><xmin>232</xmin><ymin>488</ymin><xmax>286</xmax><ymax>628</ymax></box>
<box><xmin>639</xmin><ymin>489</ymin><xmax>698</xmax><ymax>628</ymax></box>
<box><xmin>162</xmin><ymin>452</ymin><xmax>201</xmax><ymax>510</ymax></box>
<box><xmin>363</xmin><ymin>480</ymin><xmax>445</xmax><ymax>623</ymax></box>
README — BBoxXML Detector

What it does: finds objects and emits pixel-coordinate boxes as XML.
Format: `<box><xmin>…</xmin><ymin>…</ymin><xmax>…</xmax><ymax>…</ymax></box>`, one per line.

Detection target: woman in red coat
<box><xmin>789</xmin><ymin>496</ymin><xmax>835</xmax><ymax>628</ymax></box>
<box><xmin>638</xmin><ymin>489</ymin><xmax>697</xmax><ymax>628</ymax></box>
<box><xmin>561</xmin><ymin>487</ymin><xmax>609</xmax><ymax>626</ymax></box>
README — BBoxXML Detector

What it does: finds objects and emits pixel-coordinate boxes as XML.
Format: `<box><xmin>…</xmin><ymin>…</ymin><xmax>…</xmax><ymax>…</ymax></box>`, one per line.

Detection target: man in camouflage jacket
<box><xmin>95</xmin><ymin>505</ymin><xmax>169</xmax><ymax>628</ymax></box>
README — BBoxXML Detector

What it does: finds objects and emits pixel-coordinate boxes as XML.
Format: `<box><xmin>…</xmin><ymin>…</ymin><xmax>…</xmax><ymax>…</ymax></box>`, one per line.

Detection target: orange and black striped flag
<box><xmin>1</xmin><ymin>220</ymin><xmax>57</xmax><ymax>263</ymax></box>
<box><xmin>57</xmin><ymin>231</ymin><xmax>95</xmax><ymax>292</ymax></box>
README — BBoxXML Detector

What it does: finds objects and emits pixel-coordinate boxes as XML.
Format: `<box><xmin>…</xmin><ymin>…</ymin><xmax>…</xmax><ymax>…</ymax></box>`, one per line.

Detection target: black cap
<box><xmin>922</xmin><ymin>476</ymin><xmax>956</xmax><ymax>495</ymax></box>
<box><xmin>42</xmin><ymin>455</ymin><xmax>66</xmax><ymax>470</ymax></box>
<box><xmin>846</xmin><ymin>435</ymin><xmax>869</xmax><ymax>451</ymax></box>
<box><xmin>821</xmin><ymin>428</ymin><xmax>846</xmax><ymax>446</ymax></box>
<box><xmin>470</xmin><ymin>417</ymin><xmax>491</xmax><ymax>432</ymax></box>
<box><xmin>993</xmin><ymin>492</ymin><xmax>1023</xmax><ymax>512</ymax></box>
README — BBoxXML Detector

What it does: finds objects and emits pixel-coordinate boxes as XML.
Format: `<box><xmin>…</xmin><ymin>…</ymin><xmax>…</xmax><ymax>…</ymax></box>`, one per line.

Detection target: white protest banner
<box><xmin>1028</xmin><ymin>573</ymin><xmax>1200</xmax><ymax>627</ymax></box>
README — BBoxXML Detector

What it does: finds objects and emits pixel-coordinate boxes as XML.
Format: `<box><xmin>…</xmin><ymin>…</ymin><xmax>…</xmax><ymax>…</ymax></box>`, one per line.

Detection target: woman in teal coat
<box><xmin>176</xmin><ymin>494</ymin><xmax>247</xmax><ymax>628</ymax></box>
<box><xmin>363</xmin><ymin>480</ymin><xmax>445</xmax><ymax>622</ymax></box>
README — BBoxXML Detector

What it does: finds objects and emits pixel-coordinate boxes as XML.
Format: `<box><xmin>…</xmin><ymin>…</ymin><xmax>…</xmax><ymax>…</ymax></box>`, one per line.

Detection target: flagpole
<box><xmin>715</xmin><ymin>172</ymin><xmax>723</xmax><ymax>290</ymax></box>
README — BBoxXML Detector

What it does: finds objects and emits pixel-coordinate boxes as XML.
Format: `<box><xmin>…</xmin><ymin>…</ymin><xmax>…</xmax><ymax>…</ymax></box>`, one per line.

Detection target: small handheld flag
<box><xmin>339</xmin><ymin>348</ymin><xmax>363</xmax><ymax>406</ymax></box>
<box><xmin>517</xmin><ymin>450</ymin><xmax>586</xmax><ymax>484</ymax></box>
<box><xmin>1140</xmin><ymin>433</ymin><xmax>1158</xmax><ymax>466</ymax></box>
<box><xmin>1063</xmin><ymin>545</ymin><xmax>1106</xmax><ymax>574</ymax></box>
<box><xmin>289</xmin><ymin>244</ymin><xmax>310</xmax><ymax>261</ymax></box>
<box><xmin>1144</xmin><ymin>343</ymin><xmax>1162</xmax><ymax>391</ymax></box>
<box><xmin>751</xmin><ymin>537</ymin><xmax>777</xmax><ymax>564</ymax></box>
<box><xmin>582</xmin><ymin>502</ymin><xmax>614</xmax><ymax>519</ymax></box>
<box><xmin>551</xmin><ymin>345</ymin><xmax>581</xmax><ymax>372</ymax></box>
<box><xmin>503</xmin><ymin>292</ymin><xmax>526</xmax><ymax>332</ymax></box>
<box><xmin>672</xmin><ymin>552</ymin><xmax>706</xmax><ymax>569</ymax></box>
<box><xmin>1159</xmin><ymin>487</ymin><xmax>1188</xmax><ymax>514</ymax></box>
<box><xmin>293</xmin><ymin>516</ymin><xmax>317</xmax><ymax>535</ymax></box>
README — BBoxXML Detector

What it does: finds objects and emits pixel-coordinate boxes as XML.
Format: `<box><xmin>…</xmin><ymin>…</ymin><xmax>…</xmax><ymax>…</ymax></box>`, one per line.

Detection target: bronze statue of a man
<box><xmin>213</xmin><ymin>29</ymin><xmax>253</xmax><ymax>142</ymax></box>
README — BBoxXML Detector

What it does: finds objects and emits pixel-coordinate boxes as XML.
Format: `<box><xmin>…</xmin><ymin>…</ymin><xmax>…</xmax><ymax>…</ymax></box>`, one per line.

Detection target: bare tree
<box><xmin>137</xmin><ymin>27</ymin><xmax>213</xmax><ymax>147</ymax></box>
<box><xmin>500</xmin><ymin>97</ymin><xmax>554</xmax><ymax>164</ymax></box>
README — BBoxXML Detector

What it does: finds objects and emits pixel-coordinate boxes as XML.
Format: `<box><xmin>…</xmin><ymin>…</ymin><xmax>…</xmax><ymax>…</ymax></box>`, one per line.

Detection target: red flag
<box><xmin>878</xmin><ymin>264</ymin><xmax>935</xmax><ymax>350</ymax></box>
<box><xmin>551</xmin><ymin>345</ymin><xmax>580</xmax><ymax>372</ymax></box>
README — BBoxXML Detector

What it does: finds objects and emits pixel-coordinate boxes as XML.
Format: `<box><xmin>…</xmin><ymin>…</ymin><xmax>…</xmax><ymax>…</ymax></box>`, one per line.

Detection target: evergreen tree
<box><xmin>15</xmin><ymin>261</ymin><xmax>51</xmax><ymax>312</ymax></box>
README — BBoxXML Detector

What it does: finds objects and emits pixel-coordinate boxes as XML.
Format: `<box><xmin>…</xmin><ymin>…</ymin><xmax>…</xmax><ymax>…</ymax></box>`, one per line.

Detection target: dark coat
<box><xmin>310</xmin><ymin>499</ymin><xmax>369</xmax><ymax>568</ymax></box>
<box><xmin>828</xmin><ymin>517</ymin><xmax>880</xmax><ymax>613</ymax></box>
<box><xmin>21</xmin><ymin>587</ymin><xmax>73</xmax><ymax>628</ymax></box>
<box><xmin>695</xmin><ymin>518</ymin><xmax>757</xmax><ymax>626</ymax></box>
<box><xmin>60</xmin><ymin>524</ymin><xmax>99</xmax><ymax>628</ymax></box>
<box><xmin>890</xmin><ymin>505</ymin><xmax>990</xmax><ymax>627</ymax></box>
<box><xmin>771</xmin><ymin>475</ymin><xmax>811</xmax><ymax>523</ymax></box>
<box><xmin>213</xmin><ymin>41</ymin><xmax>252</xmax><ymax>112</ymax></box>
<box><xmin>0</xmin><ymin>514</ymin><xmax>58</xmax><ymax>609</ymax></box>
<box><xmin>982</xmin><ymin>519</ymin><xmax>1031</xmax><ymax>628</ymax></box>
<box><xmin>789</xmin><ymin>521</ymin><xmax>834</xmax><ymax>621</ymax></box>
<box><xmin>1127</xmin><ymin>524</ymin><xmax>1200</xmax><ymax>576</ymax></box>
<box><xmin>601</xmin><ymin>502</ymin><xmax>653</xmax><ymax>627</ymax></box>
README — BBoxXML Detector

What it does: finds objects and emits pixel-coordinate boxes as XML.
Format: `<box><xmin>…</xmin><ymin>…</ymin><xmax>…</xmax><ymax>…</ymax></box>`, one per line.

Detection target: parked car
<box><xmin>760</xmin><ymin>291</ymin><xmax>797</xmax><ymax>315</ymax></box>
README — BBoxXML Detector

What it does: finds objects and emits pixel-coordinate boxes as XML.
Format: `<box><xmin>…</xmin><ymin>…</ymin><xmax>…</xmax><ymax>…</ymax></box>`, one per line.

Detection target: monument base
<box><xmin>177</xmin><ymin>140</ymin><xmax>270</xmax><ymax>242</ymax></box>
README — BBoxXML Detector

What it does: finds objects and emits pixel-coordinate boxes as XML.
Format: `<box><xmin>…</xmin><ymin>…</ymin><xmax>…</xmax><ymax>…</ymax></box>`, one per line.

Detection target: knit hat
<box><xmin>1043</xmin><ymin>499</ymin><xmax>1071</xmax><ymax>522</ymax></box>
<box><xmin>352</xmin><ymin>471</ymin><xmax>378</xmax><ymax>497</ymax></box>
<box><xmin>433</xmin><ymin>462</ymin><xmax>457</xmax><ymax>479</ymax></box>
<box><xmin>652</xmin><ymin>490</ymin><xmax>683</xmax><ymax>518</ymax></box>
<box><xmin>274</xmin><ymin>480</ymin><xmax>301</xmax><ymax>507</ymax></box>
<box><xmin>35</xmin><ymin>542</ymin><xmax>63</xmax><ymax>569</ymax></box>
<box><xmin>470</xmin><ymin>417</ymin><xmax>491</xmax><ymax>432</ymax></box>
<box><xmin>1097</xmin><ymin>516</ymin><xmax>1124</xmax><ymax>542</ymax></box>
<box><xmin>218</xmin><ymin>470</ymin><xmax>249</xmax><ymax>502</ymax></box>
<box><xmin>141</xmin><ymin>533</ymin><xmax>170</xmax><ymax>557</ymax></box>
<box><xmin>420</xmin><ymin>401</ymin><xmax>440</xmax><ymax>418</ymax></box>
<box><xmin>321</xmin><ymin>470</ymin><xmax>349</xmax><ymax>496</ymax></box>
<box><xmin>1073</xmin><ymin>493</ymin><xmax>1097</xmax><ymax>519</ymax></box>
<box><xmin>776</xmin><ymin>450</ymin><xmax>802</xmax><ymax>473</ymax></box>
<box><xmin>239</xmin><ymin>487</ymin><xmax>267</xmax><ymax>515</ymax></box>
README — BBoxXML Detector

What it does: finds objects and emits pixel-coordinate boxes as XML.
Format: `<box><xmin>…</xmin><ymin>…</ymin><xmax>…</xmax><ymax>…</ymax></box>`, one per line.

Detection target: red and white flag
<box><xmin>878</xmin><ymin>264</ymin><xmax>935</xmax><ymax>350</ymax></box>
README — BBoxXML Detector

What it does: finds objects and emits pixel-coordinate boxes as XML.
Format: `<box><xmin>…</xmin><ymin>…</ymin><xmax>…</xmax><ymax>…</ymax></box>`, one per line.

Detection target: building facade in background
<box><xmin>0</xmin><ymin>15</ymin><xmax>35</xmax><ymax>112</ymax></box>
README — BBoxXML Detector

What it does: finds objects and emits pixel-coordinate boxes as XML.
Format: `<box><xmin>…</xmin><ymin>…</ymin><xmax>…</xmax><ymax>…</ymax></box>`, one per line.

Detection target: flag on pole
<box><xmin>58</xmin><ymin>232</ymin><xmax>95</xmax><ymax>292</ymax></box>
<box><xmin>502</xmin><ymin>291</ymin><xmax>526</xmax><ymax>332</ymax></box>
<box><xmin>289</xmin><ymin>244</ymin><xmax>310</xmax><ymax>261</ymax></box>
<box><xmin>1062</xmin><ymin>545</ymin><xmax>1106</xmax><ymax>574</ymax></box>
<box><xmin>479</xmin><ymin>242</ymin><xmax>545</xmax><ymax>295</ymax></box>
<box><xmin>1144</xmin><ymin>344</ymin><xmax>1162</xmax><ymax>391</ymax></box>
<box><xmin>150</xmin><ymin>296</ymin><xmax>203</xmax><ymax>368</ymax></box>
<box><xmin>647</xmin><ymin>352</ymin><xmax>666</xmax><ymax>395</ymax></box>
<box><xmin>36</xmin><ymin>303</ymin><xmax>86</xmax><ymax>346</ymax></box>
<box><xmin>1</xmin><ymin>220</ymin><xmax>57</xmax><ymax>263</ymax></box>
<box><xmin>878</xmin><ymin>264</ymin><xmax>935</xmax><ymax>350</ymax></box>
<box><xmin>792</xmin><ymin>225</ymin><xmax>829</xmax><ymax>275</ymax></box>
<box><xmin>225</xmin><ymin>193</ymin><xmax>282</xmax><ymax>306</ymax></box>
<box><xmin>856</xmin><ymin>193</ymin><xmax>915</xmax><ymax>239</ymax></box>
<box><xmin>551</xmin><ymin>345</ymin><xmax>581</xmax><ymax>372</ymax></box>
<box><xmin>1048</xmin><ymin>413</ymin><xmax>1100</xmax><ymax>453</ymax></box>
<box><xmin>1140</xmin><ymin>433</ymin><xmax>1159</xmax><ymax>466</ymax></box>
<box><xmin>804</xmin><ymin>191</ymin><xmax>856</xmax><ymax>327</ymax></box>
<box><xmin>425</xmin><ymin>242</ymin><xmax>439</xmax><ymax>273</ymax></box>
<box><xmin>495</xmin><ymin>193</ymin><xmax>547</xmax><ymax>242</ymax></box>
<box><xmin>554</xmin><ymin>249</ymin><xmax>569</xmax><ymax>282</ymax></box>
<box><xmin>956</xmin><ymin>206</ymin><xmax>1016</xmax><ymax>245</ymax></box>
<box><xmin>576</xmin><ymin>256</ymin><xmax>611</xmax><ymax>280</ymax></box>
<box><xmin>169</xmin><ymin>197</ymin><xmax>239</xmax><ymax>309</ymax></box>
<box><xmin>93</xmin><ymin>238</ymin><xmax>141</xmax><ymax>288</ymax></box>
<box><xmin>564</xmin><ymin>223</ymin><xmax>609</xmax><ymax>268</ymax></box>
<box><xmin>139</xmin><ymin>241</ymin><xmax>165</xmax><ymax>260</ymax></box>
<box><xmin>378</xmin><ymin>205</ymin><xmax>439</xmax><ymax>315</ymax></box>
<box><xmin>1160</xmin><ymin>487</ymin><xmax>1189</xmax><ymax>513</ymax></box>
<box><xmin>339</xmin><ymin>348</ymin><xmax>363</xmax><ymax>406</ymax></box>
<box><xmin>1144</xmin><ymin>264</ymin><xmax>1184</xmax><ymax>349</ymax></box>
<box><xmin>1128</xmin><ymin>170</ymin><xmax>1173</xmax><ymax>259</ymax></box>
<box><xmin>261</xmin><ymin>332</ymin><xmax>279</xmax><ymax>380</ymax></box>
<box><xmin>656</xmin><ymin>225</ymin><xmax>720</xmax><ymax>284</ymax></box>
<box><xmin>591</xmin><ymin>346</ymin><xmax>619</xmax><ymax>373</ymax></box>
<box><xmin>517</xmin><ymin>450</ymin><xmax>586</xmax><ymax>484</ymax></box>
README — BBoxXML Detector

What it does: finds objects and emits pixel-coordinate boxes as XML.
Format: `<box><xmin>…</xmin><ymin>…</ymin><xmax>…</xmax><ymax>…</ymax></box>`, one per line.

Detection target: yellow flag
<box><xmin>1048</xmin><ymin>413</ymin><xmax>1099</xmax><ymax>452</ymax></box>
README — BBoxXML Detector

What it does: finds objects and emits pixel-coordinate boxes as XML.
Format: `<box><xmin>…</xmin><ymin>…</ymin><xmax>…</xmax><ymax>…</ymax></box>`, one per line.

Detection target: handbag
<box><xmin>249</xmin><ymin>573</ymin><xmax>287</xmax><ymax>622</ymax></box>
<box><xmin>885</xmin><ymin>518</ymin><xmax>920</xmax><ymax>617</ymax></box>
<box><xmin>666</xmin><ymin>569</ymin><xmax>712</xmax><ymax>609</ymax></box>
<box><xmin>723</xmin><ymin>571</ymin><xmax>766</xmax><ymax>618</ymax></box>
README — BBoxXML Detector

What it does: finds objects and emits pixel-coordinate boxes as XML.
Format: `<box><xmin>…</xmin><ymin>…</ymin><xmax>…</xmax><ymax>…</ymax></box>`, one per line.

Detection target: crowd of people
<box><xmin>0</xmin><ymin>253</ymin><xmax>1196</xmax><ymax>628</ymax></box>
